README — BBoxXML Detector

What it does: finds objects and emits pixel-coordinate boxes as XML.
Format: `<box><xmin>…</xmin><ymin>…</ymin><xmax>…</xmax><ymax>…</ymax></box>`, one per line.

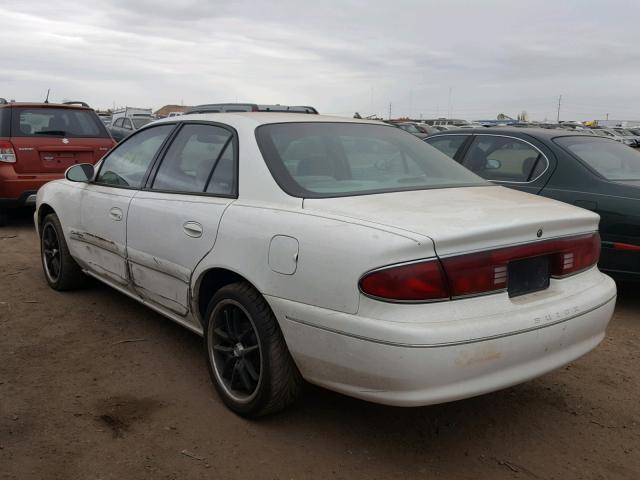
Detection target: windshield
<box><xmin>555</xmin><ymin>136</ymin><xmax>640</xmax><ymax>181</ymax></box>
<box><xmin>255</xmin><ymin>122</ymin><xmax>487</xmax><ymax>198</ymax></box>
<box><xmin>13</xmin><ymin>108</ymin><xmax>109</xmax><ymax>138</ymax></box>
<box><xmin>133</xmin><ymin>117</ymin><xmax>152</xmax><ymax>129</ymax></box>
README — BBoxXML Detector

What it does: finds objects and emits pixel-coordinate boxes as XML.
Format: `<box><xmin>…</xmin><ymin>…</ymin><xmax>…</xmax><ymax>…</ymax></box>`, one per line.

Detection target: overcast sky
<box><xmin>2</xmin><ymin>0</ymin><xmax>639</xmax><ymax>121</ymax></box>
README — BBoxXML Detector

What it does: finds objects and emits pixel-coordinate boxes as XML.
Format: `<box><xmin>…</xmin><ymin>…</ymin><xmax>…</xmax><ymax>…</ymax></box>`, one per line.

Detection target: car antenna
<box><xmin>44</xmin><ymin>88</ymin><xmax>50</xmax><ymax>104</ymax></box>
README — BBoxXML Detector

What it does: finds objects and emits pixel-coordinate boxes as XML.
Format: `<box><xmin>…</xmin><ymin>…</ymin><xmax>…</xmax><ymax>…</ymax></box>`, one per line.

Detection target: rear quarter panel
<box><xmin>191</xmin><ymin>202</ymin><xmax>436</xmax><ymax>315</ymax></box>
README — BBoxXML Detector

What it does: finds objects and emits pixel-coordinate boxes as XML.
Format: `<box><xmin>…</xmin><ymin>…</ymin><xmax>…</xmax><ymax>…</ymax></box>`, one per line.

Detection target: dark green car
<box><xmin>425</xmin><ymin>128</ymin><xmax>640</xmax><ymax>281</ymax></box>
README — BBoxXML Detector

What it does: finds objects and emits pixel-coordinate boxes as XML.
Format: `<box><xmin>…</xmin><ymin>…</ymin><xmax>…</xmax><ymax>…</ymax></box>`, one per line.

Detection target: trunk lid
<box><xmin>303</xmin><ymin>185</ymin><xmax>600</xmax><ymax>256</ymax></box>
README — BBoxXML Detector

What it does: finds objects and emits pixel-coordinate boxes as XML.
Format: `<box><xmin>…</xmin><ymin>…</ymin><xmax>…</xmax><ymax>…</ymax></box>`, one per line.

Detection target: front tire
<box><xmin>40</xmin><ymin>213</ymin><xmax>85</xmax><ymax>290</ymax></box>
<box><xmin>204</xmin><ymin>282</ymin><xmax>302</xmax><ymax>417</ymax></box>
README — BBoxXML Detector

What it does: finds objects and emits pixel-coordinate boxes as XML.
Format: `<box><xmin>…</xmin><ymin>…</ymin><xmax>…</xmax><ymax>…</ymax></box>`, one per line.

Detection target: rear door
<box><xmin>10</xmin><ymin>106</ymin><xmax>113</xmax><ymax>174</ymax></box>
<box><xmin>126</xmin><ymin>122</ymin><xmax>237</xmax><ymax>316</ymax></box>
<box><xmin>70</xmin><ymin>124</ymin><xmax>176</xmax><ymax>286</ymax></box>
<box><xmin>459</xmin><ymin>134</ymin><xmax>555</xmax><ymax>194</ymax></box>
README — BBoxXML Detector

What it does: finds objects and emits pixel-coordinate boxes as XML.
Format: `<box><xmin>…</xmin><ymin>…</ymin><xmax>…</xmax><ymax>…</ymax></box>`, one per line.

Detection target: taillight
<box><xmin>359</xmin><ymin>233</ymin><xmax>600</xmax><ymax>302</ymax></box>
<box><xmin>0</xmin><ymin>140</ymin><xmax>16</xmax><ymax>163</ymax></box>
<box><xmin>359</xmin><ymin>259</ymin><xmax>449</xmax><ymax>301</ymax></box>
<box><xmin>443</xmin><ymin>233</ymin><xmax>600</xmax><ymax>297</ymax></box>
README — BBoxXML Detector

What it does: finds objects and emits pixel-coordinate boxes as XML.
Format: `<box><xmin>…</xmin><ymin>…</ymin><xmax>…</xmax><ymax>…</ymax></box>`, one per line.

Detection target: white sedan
<box><xmin>35</xmin><ymin>113</ymin><xmax>616</xmax><ymax>417</ymax></box>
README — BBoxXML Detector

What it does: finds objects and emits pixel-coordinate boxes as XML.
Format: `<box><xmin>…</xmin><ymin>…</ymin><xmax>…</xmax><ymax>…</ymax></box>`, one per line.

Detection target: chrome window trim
<box><xmin>428</xmin><ymin>133</ymin><xmax>551</xmax><ymax>184</ymax></box>
<box><xmin>468</xmin><ymin>133</ymin><xmax>550</xmax><ymax>184</ymax></box>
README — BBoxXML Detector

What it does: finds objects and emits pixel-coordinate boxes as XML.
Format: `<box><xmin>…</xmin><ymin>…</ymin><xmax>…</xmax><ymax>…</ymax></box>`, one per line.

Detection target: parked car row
<box><xmin>424</xmin><ymin>127</ymin><xmax>640</xmax><ymax>281</ymax></box>
<box><xmin>33</xmin><ymin>112</ymin><xmax>618</xmax><ymax>418</ymax></box>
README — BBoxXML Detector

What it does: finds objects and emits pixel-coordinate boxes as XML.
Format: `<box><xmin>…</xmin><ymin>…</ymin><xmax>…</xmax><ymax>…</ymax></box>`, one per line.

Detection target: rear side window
<box><xmin>96</xmin><ymin>125</ymin><xmax>174</xmax><ymax>188</ymax></box>
<box><xmin>152</xmin><ymin>124</ymin><xmax>235</xmax><ymax>195</ymax></box>
<box><xmin>555</xmin><ymin>136</ymin><xmax>640</xmax><ymax>181</ymax></box>
<box><xmin>12</xmin><ymin>108</ymin><xmax>109</xmax><ymax>138</ymax></box>
<box><xmin>463</xmin><ymin>136</ymin><xmax>547</xmax><ymax>182</ymax></box>
<box><xmin>256</xmin><ymin>122</ymin><xmax>485</xmax><ymax>198</ymax></box>
<box><xmin>425</xmin><ymin>135</ymin><xmax>468</xmax><ymax>159</ymax></box>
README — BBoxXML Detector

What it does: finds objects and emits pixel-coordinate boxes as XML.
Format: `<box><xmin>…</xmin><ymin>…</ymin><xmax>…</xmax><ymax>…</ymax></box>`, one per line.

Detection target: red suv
<box><xmin>0</xmin><ymin>100</ymin><xmax>115</xmax><ymax>225</ymax></box>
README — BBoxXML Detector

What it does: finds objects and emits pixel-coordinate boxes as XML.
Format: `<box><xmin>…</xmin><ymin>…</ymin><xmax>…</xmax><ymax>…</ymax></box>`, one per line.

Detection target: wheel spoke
<box><xmin>224</xmin><ymin>308</ymin><xmax>236</xmax><ymax>341</ymax></box>
<box><xmin>244</xmin><ymin>358</ymin><xmax>259</xmax><ymax>381</ymax></box>
<box><xmin>230</xmin><ymin>361</ymin><xmax>239</xmax><ymax>388</ymax></box>
<box><xmin>214</xmin><ymin>327</ymin><xmax>231</xmax><ymax>342</ymax></box>
<box><xmin>239</xmin><ymin>345</ymin><xmax>258</xmax><ymax>356</ymax></box>
<box><xmin>213</xmin><ymin>344</ymin><xmax>233</xmax><ymax>356</ymax></box>
<box><xmin>222</xmin><ymin>356</ymin><xmax>237</xmax><ymax>379</ymax></box>
<box><xmin>238</xmin><ymin>362</ymin><xmax>254</xmax><ymax>392</ymax></box>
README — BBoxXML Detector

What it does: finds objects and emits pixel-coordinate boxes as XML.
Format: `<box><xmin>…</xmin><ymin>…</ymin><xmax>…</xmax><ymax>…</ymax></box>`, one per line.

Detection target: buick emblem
<box><xmin>62</xmin><ymin>138</ymin><xmax>69</xmax><ymax>144</ymax></box>
<box><xmin>537</xmin><ymin>228</ymin><xmax>543</xmax><ymax>238</ymax></box>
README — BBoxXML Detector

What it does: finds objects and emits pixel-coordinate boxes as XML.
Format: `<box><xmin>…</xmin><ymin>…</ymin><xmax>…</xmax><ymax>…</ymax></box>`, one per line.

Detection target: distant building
<box><xmin>154</xmin><ymin>104</ymin><xmax>192</xmax><ymax>117</ymax></box>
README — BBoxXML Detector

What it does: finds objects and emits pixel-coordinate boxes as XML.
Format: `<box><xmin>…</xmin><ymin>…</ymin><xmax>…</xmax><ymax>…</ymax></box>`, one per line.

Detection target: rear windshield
<box><xmin>255</xmin><ymin>122</ymin><xmax>486</xmax><ymax>198</ymax></box>
<box><xmin>555</xmin><ymin>136</ymin><xmax>640</xmax><ymax>181</ymax></box>
<box><xmin>12</xmin><ymin>107</ymin><xmax>109</xmax><ymax>138</ymax></box>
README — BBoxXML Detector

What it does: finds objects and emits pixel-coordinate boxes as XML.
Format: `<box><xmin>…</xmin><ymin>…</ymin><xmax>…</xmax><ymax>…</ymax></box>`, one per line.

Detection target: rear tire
<box><xmin>204</xmin><ymin>282</ymin><xmax>302</xmax><ymax>417</ymax></box>
<box><xmin>40</xmin><ymin>213</ymin><xmax>85</xmax><ymax>290</ymax></box>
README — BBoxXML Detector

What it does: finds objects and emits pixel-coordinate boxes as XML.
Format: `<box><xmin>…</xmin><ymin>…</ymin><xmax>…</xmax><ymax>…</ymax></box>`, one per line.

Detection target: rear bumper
<box><xmin>267</xmin><ymin>270</ymin><xmax>616</xmax><ymax>406</ymax></box>
<box><xmin>0</xmin><ymin>164</ymin><xmax>61</xmax><ymax>208</ymax></box>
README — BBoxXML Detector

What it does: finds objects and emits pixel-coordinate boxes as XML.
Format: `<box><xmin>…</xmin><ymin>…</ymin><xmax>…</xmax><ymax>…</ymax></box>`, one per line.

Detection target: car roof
<box><xmin>153</xmin><ymin>112</ymin><xmax>386</xmax><ymax>127</ymax></box>
<box><xmin>0</xmin><ymin>102</ymin><xmax>91</xmax><ymax>110</ymax></box>
<box><xmin>427</xmin><ymin>126</ymin><xmax>599</xmax><ymax>139</ymax></box>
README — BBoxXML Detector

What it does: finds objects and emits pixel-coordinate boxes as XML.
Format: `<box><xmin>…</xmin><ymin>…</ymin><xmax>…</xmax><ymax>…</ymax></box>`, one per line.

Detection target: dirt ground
<box><xmin>1</xmin><ymin>209</ymin><xmax>639</xmax><ymax>480</ymax></box>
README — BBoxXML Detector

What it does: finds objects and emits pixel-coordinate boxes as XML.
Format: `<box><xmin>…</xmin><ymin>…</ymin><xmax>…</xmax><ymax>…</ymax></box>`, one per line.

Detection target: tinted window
<box><xmin>256</xmin><ymin>123</ymin><xmax>485</xmax><ymax>198</ymax></box>
<box><xmin>206</xmin><ymin>139</ymin><xmax>235</xmax><ymax>195</ymax></box>
<box><xmin>96</xmin><ymin>125</ymin><xmax>173</xmax><ymax>188</ymax></box>
<box><xmin>152</xmin><ymin>124</ymin><xmax>232</xmax><ymax>193</ymax></box>
<box><xmin>133</xmin><ymin>117</ymin><xmax>152</xmax><ymax>129</ymax></box>
<box><xmin>555</xmin><ymin>136</ymin><xmax>640</xmax><ymax>181</ymax></box>
<box><xmin>463</xmin><ymin>136</ymin><xmax>546</xmax><ymax>182</ymax></box>
<box><xmin>426</xmin><ymin>135</ymin><xmax>468</xmax><ymax>158</ymax></box>
<box><xmin>13</xmin><ymin>108</ymin><xmax>109</xmax><ymax>138</ymax></box>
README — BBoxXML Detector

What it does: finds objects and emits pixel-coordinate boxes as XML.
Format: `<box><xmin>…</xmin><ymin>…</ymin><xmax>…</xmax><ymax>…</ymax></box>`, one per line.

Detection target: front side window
<box><xmin>13</xmin><ymin>108</ymin><xmax>109</xmax><ymax>138</ymax></box>
<box><xmin>256</xmin><ymin>122</ymin><xmax>485</xmax><ymax>198</ymax></box>
<box><xmin>555</xmin><ymin>136</ymin><xmax>640</xmax><ymax>181</ymax></box>
<box><xmin>425</xmin><ymin>135</ymin><xmax>468</xmax><ymax>159</ymax></box>
<box><xmin>463</xmin><ymin>136</ymin><xmax>546</xmax><ymax>182</ymax></box>
<box><xmin>123</xmin><ymin>118</ymin><xmax>133</xmax><ymax>130</ymax></box>
<box><xmin>96</xmin><ymin>125</ymin><xmax>174</xmax><ymax>188</ymax></box>
<box><xmin>152</xmin><ymin>124</ymin><xmax>234</xmax><ymax>194</ymax></box>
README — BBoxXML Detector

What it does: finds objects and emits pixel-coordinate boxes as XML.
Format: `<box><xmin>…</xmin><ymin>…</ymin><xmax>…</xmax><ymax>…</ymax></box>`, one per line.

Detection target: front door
<box><xmin>70</xmin><ymin>123</ymin><xmax>176</xmax><ymax>286</ymax></box>
<box><xmin>126</xmin><ymin>122</ymin><xmax>237</xmax><ymax>316</ymax></box>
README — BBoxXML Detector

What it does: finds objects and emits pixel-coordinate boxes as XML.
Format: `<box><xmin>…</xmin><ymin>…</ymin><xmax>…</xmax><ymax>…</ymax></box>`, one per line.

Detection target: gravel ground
<box><xmin>1</xmin><ymin>209</ymin><xmax>639</xmax><ymax>480</ymax></box>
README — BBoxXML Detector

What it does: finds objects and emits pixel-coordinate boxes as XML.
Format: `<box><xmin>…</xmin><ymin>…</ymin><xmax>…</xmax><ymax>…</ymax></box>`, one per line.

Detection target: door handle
<box><xmin>109</xmin><ymin>207</ymin><xmax>123</xmax><ymax>221</ymax></box>
<box><xmin>183</xmin><ymin>221</ymin><xmax>203</xmax><ymax>238</ymax></box>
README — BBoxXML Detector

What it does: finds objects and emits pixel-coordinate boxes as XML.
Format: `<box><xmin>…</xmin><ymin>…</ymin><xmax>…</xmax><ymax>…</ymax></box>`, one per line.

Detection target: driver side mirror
<box><xmin>65</xmin><ymin>163</ymin><xmax>95</xmax><ymax>183</ymax></box>
<box><xmin>485</xmin><ymin>159</ymin><xmax>502</xmax><ymax>170</ymax></box>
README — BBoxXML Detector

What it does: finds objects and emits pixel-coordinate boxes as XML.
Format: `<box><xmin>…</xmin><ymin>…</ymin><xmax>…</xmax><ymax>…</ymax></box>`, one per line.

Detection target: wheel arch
<box><xmin>37</xmin><ymin>203</ymin><xmax>57</xmax><ymax>232</ymax></box>
<box><xmin>193</xmin><ymin>267</ymin><xmax>262</xmax><ymax>329</ymax></box>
